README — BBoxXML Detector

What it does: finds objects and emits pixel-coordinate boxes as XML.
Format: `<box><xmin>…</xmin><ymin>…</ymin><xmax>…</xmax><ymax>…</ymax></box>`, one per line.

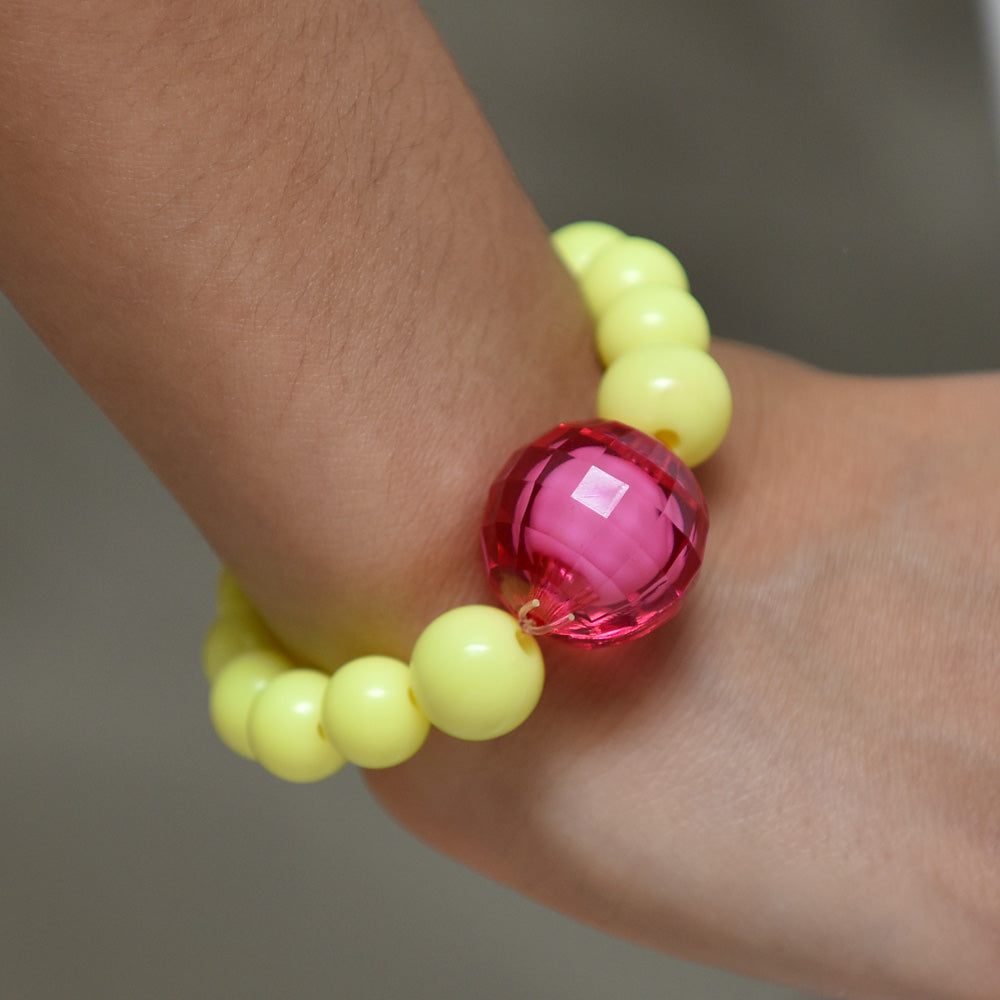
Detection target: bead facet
<box><xmin>409</xmin><ymin>605</ymin><xmax>544</xmax><ymax>741</ymax></box>
<box><xmin>247</xmin><ymin>669</ymin><xmax>345</xmax><ymax>782</ymax></box>
<box><xmin>322</xmin><ymin>656</ymin><xmax>430</xmax><ymax>769</ymax></box>
<box><xmin>596</xmin><ymin>344</ymin><xmax>733</xmax><ymax>468</ymax></box>
<box><xmin>580</xmin><ymin>236</ymin><xmax>688</xmax><ymax>316</ymax></box>
<box><xmin>596</xmin><ymin>284</ymin><xmax>710</xmax><ymax>365</ymax></box>
<box><xmin>482</xmin><ymin>421</ymin><xmax>708</xmax><ymax>645</ymax></box>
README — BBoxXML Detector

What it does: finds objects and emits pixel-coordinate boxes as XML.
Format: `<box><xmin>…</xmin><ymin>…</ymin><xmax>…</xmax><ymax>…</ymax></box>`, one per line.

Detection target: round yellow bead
<box><xmin>550</xmin><ymin>221</ymin><xmax>625</xmax><ymax>277</ymax></box>
<box><xmin>215</xmin><ymin>567</ymin><xmax>254</xmax><ymax>618</ymax></box>
<box><xmin>202</xmin><ymin>612</ymin><xmax>276</xmax><ymax>683</ymax></box>
<box><xmin>596</xmin><ymin>284</ymin><xmax>710</xmax><ymax>366</ymax></box>
<box><xmin>247</xmin><ymin>669</ymin><xmax>345</xmax><ymax>783</ymax></box>
<box><xmin>596</xmin><ymin>344</ymin><xmax>733</xmax><ymax>467</ymax></box>
<box><xmin>409</xmin><ymin>605</ymin><xmax>544</xmax><ymax>742</ymax></box>
<box><xmin>579</xmin><ymin>236</ymin><xmax>689</xmax><ymax>317</ymax></box>
<box><xmin>209</xmin><ymin>649</ymin><xmax>290</xmax><ymax>759</ymax></box>
<box><xmin>321</xmin><ymin>656</ymin><xmax>430</xmax><ymax>769</ymax></box>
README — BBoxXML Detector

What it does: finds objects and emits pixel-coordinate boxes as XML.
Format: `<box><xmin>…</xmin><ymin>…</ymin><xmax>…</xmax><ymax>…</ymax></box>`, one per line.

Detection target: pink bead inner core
<box><xmin>481</xmin><ymin>421</ymin><xmax>709</xmax><ymax>646</ymax></box>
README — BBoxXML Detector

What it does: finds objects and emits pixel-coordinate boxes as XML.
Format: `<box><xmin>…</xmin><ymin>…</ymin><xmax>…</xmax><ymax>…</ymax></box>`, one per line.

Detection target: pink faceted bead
<box><xmin>481</xmin><ymin>421</ymin><xmax>708</xmax><ymax>646</ymax></box>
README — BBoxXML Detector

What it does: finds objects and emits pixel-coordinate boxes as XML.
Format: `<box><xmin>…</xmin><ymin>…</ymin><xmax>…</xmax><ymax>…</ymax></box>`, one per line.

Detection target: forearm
<box><xmin>0</xmin><ymin>0</ymin><xmax>595</xmax><ymax>664</ymax></box>
<box><xmin>11</xmin><ymin>5</ymin><xmax>1000</xmax><ymax>998</ymax></box>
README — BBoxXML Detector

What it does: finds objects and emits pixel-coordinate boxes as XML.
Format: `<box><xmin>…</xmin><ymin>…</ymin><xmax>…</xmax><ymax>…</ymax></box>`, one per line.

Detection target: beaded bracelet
<box><xmin>202</xmin><ymin>222</ymin><xmax>732</xmax><ymax>782</ymax></box>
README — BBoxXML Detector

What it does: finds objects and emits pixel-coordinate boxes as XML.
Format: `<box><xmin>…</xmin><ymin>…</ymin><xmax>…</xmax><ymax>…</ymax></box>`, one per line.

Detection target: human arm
<box><xmin>0</xmin><ymin>0</ymin><xmax>595</xmax><ymax>665</ymax></box>
<box><xmin>2</xmin><ymin>2</ymin><xmax>999</xmax><ymax>996</ymax></box>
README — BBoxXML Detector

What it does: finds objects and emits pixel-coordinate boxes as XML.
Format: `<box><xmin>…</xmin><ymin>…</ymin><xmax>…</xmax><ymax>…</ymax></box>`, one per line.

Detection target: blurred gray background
<box><xmin>2</xmin><ymin>2</ymin><xmax>999</xmax><ymax>998</ymax></box>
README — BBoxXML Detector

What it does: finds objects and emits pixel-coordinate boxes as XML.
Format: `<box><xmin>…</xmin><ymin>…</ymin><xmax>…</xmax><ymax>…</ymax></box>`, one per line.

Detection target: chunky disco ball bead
<box><xmin>481</xmin><ymin>421</ymin><xmax>708</xmax><ymax>646</ymax></box>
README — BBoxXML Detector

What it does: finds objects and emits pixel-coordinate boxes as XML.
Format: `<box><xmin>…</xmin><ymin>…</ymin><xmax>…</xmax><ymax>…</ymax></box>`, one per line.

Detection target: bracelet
<box><xmin>202</xmin><ymin>222</ymin><xmax>732</xmax><ymax>782</ymax></box>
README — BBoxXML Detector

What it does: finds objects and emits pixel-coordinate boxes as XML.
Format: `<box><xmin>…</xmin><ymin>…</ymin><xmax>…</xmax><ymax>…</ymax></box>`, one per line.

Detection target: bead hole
<box><xmin>655</xmin><ymin>428</ymin><xmax>680</xmax><ymax>452</ymax></box>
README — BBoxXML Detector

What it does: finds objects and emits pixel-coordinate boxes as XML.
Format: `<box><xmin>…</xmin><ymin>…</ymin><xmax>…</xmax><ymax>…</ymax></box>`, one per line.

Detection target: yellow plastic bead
<box><xmin>596</xmin><ymin>344</ymin><xmax>733</xmax><ymax>468</ymax></box>
<box><xmin>202</xmin><ymin>612</ymin><xmax>276</xmax><ymax>683</ymax></box>
<box><xmin>579</xmin><ymin>236</ymin><xmax>689</xmax><ymax>317</ymax></box>
<box><xmin>321</xmin><ymin>656</ymin><xmax>430</xmax><ymax>769</ymax></box>
<box><xmin>215</xmin><ymin>567</ymin><xmax>255</xmax><ymax>618</ymax></box>
<box><xmin>550</xmin><ymin>221</ymin><xmax>625</xmax><ymax>277</ymax></box>
<box><xmin>596</xmin><ymin>284</ymin><xmax>710</xmax><ymax>366</ymax></box>
<box><xmin>409</xmin><ymin>605</ymin><xmax>544</xmax><ymax>742</ymax></box>
<box><xmin>247</xmin><ymin>669</ymin><xmax>345</xmax><ymax>783</ymax></box>
<box><xmin>209</xmin><ymin>649</ymin><xmax>290</xmax><ymax>759</ymax></box>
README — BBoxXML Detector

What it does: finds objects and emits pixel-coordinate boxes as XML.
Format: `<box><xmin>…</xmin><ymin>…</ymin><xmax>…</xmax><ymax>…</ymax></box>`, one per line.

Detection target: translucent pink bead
<box><xmin>481</xmin><ymin>421</ymin><xmax>708</xmax><ymax>646</ymax></box>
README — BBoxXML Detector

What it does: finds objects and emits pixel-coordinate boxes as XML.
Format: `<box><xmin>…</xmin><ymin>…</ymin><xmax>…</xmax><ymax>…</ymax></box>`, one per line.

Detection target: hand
<box><xmin>368</xmin><ymin>343</ymin><xmax>1000</xmax><ymax>999</ymax></box>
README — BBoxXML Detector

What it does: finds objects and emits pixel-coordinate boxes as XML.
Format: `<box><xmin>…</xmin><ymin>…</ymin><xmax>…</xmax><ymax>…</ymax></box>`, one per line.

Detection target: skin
<box><xmin>1</xmin><ymin>1</ymin><xmax>998</xmax><ymax>995</ymax></box>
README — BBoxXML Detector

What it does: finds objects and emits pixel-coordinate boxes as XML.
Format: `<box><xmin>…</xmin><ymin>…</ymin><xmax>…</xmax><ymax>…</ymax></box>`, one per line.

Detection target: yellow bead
<box><xmin>596</xmin><ymin>284</ymin><xmax>710</xmax><ymax>366</ymax></box>
<box><xmin>596</xmin><ymin>344</ymin><xmax>733</xmax><ymax>467</ymax></box>
<box><xmin>579</xmin><ymin>236</ymin><xmax>688</xmax><ymax>317</ymax></box>
<box><xmin>409</xmin><ymin>605</ymin><xmax>544</xmax><ymax>742</ymax></box>
<box><xmin>247</xmin><ymin>669</ymin><xmax>345</xmax><ymax>783</ymax></box>
<box><xmin>550</xmin><ymin>221</ymin><xmax>625</xmax><ymax>277</ymax></box>
<box><xmin>202</xmin><ymin>612</ymin><xmax>276</xmax><ymax>683</ymax></box>
<box><xmin>209</xmin><ymin>649</ymin><xmax>290</xmax><ymax>759</ymax></box>
<box><xmin>215</xmin><ymin>566</ymin><xmax>254</xmax><ymax>617</ymax></box>
<box><xmin>321</xmin><ymin>656</ymin><xmax>430</xmax><ymax>769</ymax></box>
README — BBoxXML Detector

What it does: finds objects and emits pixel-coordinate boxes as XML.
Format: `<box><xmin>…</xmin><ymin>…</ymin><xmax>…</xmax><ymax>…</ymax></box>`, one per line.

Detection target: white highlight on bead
<box><xmin>571</xmin><ymin>465</ymin><xmax>629</xmax><ymax>519</ymax></box>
